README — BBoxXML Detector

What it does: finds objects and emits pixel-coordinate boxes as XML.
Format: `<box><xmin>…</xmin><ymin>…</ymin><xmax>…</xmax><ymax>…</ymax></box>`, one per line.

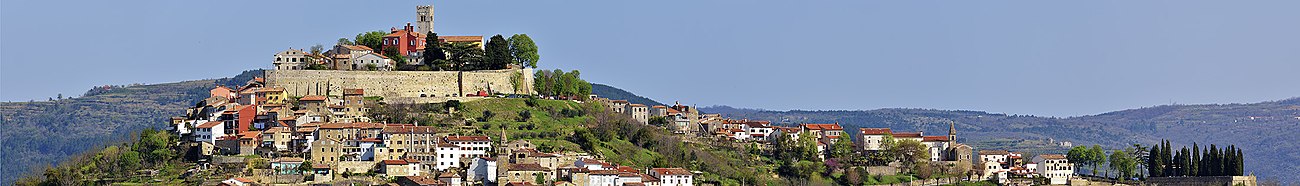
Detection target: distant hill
<box><xmin>700</xmin><ymin>98</ymin><xmax>1300</xmax><ymax>183</ymax></box>
<box><xmin>0</xmin><ymin>70</ymin><xmax>262</xmax><ymax>184</ymax></box>
<box><xmin>590</xmin><ymin>83</ymin><xmax>665</xmax><ymax>106</ymax></box>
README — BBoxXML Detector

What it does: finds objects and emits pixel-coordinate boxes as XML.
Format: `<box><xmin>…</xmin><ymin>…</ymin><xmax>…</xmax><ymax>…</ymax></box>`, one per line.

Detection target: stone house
<box><xmin>273</xmin><ymin>48</ymin><xmax>307</xmax><ymax>70</ymax></box>
<box><xmin>625</xmin><ymin>104</ymin><xmax>648</xmax><ymax>124</ymax></box>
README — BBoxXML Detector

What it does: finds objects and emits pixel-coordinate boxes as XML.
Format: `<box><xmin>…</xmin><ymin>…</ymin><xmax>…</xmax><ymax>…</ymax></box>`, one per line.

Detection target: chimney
<box><xmin>405</xmin><ymin>22</ymin><xmax>413</xmax><ymax>31</ymax></box>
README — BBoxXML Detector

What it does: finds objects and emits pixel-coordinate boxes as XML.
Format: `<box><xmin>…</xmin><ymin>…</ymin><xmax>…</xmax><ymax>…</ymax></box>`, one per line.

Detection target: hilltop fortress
<box><xmin>265</xmin><ymin>69</ymin><xmax>532</xmax><ymax>101</ymax></box>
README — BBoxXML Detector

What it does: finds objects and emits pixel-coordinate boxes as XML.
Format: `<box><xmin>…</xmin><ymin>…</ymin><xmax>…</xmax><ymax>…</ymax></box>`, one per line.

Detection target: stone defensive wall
<box><xmin>265</xmin><ymin>69</ymin><xmax>533</xmax><ymax>100</ymax></box>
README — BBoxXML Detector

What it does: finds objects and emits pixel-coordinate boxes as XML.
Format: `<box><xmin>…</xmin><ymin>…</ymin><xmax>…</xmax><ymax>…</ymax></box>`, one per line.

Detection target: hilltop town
<box><xmin>12</xmin><ymin>2</ymin><xmax>1264</xmax><ymax>186</ymax></box>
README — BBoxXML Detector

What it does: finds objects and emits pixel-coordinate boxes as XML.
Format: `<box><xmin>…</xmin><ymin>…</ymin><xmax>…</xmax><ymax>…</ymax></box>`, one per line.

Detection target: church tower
<box><xmin>947</xmin><ymin>121</ymin><xmax>957</xmax><ymax>146</ymax></box>
<box><xmin>416</xmin><ymin>4</ymin><xmax>435</xmax><ymax>34</ymax></box>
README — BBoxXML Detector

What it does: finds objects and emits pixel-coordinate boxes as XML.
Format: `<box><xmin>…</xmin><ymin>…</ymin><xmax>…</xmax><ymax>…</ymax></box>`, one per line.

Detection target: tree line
<box><xmin>1148</xmin><ymin>139</ymin><xmax>1244</xmax><ymax>177</ymax></box>
<box><xmin>533</xmin><ymin>69</ymin><xmax>591</xmax><ymax>99</ymax></box>
<box><xmin>418</xmin><ymin>33</ymin><xmax>538</xmax><ymax>71</ymax></box>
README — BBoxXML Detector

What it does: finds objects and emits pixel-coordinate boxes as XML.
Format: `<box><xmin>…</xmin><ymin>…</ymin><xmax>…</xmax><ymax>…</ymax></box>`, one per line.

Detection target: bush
<box><xmin>517</xmin><ymin>110</ymin><xmax>532</xmax><ymax>122</ymax></box>
<box><xmin>479</xmin><ymin>110</ymin><xmax>494</xmax><ymax>122</ymax></box>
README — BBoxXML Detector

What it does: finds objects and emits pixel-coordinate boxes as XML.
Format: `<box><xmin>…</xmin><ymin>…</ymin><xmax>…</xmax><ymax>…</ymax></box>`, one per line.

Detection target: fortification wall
<box><xmin>265</xmin><ymin>69</ymin><xmax>533</xmax><ymax>100</ymax></box>
<box><xmin>1146</xmin><ymin>176</ymin><xmax>1256</xmax><ymax>186</ymax></box>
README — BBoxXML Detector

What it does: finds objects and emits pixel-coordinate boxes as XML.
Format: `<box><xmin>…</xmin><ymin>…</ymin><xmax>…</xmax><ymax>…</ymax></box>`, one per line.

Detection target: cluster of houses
<box><xmin>590</xmin><ymin>97</ymin><xmax>1079</xmax><ymax>185</ymax></box>
<box><xmin>271</xmin><ymin>4</ymin><xmax>483</xmax><ymax>71</ymax></box>
<box><xmin>975</xmin><ymin>150</ymin><xmax>1075</xmax><ymax>185</ymax></box>
<box><xmin>176</xmin><ymin>78</ymin><xmax>696</xmax><ymax>186</ymax></box>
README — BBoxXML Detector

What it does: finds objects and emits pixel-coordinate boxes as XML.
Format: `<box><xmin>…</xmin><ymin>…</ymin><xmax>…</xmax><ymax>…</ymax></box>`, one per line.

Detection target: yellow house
<box><xmin>257</xmin><ymin>87</ymin><xmax>288</xmax><ymax>105</ymax></box>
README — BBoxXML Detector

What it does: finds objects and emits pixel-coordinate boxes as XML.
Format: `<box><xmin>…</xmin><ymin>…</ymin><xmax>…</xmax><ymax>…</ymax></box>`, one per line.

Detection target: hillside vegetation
<box><xmin>0</xmin><ymin>70</ymin><xmax>261</xmax><ymax>184</ymax></box>
<box><xmin>701</xmin><ymin>98</ymin><xmax>1300</xmax><ymax>183</ymax></box>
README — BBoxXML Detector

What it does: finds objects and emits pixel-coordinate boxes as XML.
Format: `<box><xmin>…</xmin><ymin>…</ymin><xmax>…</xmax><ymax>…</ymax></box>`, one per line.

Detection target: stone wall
<box><xmin>265</xmin><ymin>69</ymin><xmax>533</xmax><ymax>101</ymax></box>
<box><xmin>1146</xmin><ymin>176</ymin><xmax>1256</xmax><ymax>186</ymax></box>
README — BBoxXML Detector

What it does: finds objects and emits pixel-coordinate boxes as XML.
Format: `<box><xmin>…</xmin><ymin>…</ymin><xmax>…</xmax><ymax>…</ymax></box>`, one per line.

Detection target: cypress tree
<box><xmin>1207</xmin><ymin>144</ymin><xmax>1217</xmax><ymax>176</ymax></box>
<box><xmin>1149</xmin><ymin>145</ymin><xmax>1162</xmax><ymax>177</ymax></box>
<box><xmin>422</xmin><ymin>32</ymin><xmax>446</xmax><ymax>69</ymax></box>
<box><xmin>1181</xmin><ymin>147</ymin><xmax>1192</xmax><ymax>176</ymax></box>
<box><xmin>1235</xmin><ymin>148</ymin><xmax>1244</xmax><ymax>176</ymax></box>
<box><xmin>484</xmin><ymin>34</ymin><xmax>511</xmax><ymax>70</ymax></box>
<box><xmin>1192</xmin><ymin>143</ymin><xmax>1200</xmax><ymax>176</ymax></box>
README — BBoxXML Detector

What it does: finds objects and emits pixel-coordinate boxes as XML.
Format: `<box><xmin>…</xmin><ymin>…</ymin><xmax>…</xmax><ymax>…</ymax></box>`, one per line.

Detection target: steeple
<box><xmin>948</xmin><ymin>121</ymin><xmax>957</xmax><ymax>146</ymax></box>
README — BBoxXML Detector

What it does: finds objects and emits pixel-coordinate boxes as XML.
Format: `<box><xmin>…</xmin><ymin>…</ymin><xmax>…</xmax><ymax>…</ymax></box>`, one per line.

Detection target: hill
<box><xmin>0</xmin><ymin>70</ymin><xmax>261</xmax><ymax>184</ymax></box>
<box><xmin>700</xmin><ymin>98</ymin><xmax>1300</xmax><ymax>183</ymax></box>
<box><xmin>591</xmin><ymin>83</ymin><xmax>664</xmax><ymax>106</ymax></box>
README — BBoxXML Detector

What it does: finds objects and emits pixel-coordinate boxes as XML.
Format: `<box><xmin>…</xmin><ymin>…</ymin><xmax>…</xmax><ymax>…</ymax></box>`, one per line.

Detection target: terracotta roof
<box><xmin>238</xmin><ymin>132</ymin><xmax>261</xmax><ymax>139</ymax></box>
<box><xmin>922</xmin><ymin>136</ymin><xmax>950</xmax><ymax>142</ymax></box>
<box><xmin>640</xmin><ymin>173</ymin><xmax>660</xmax><ymax>182</ymax></box>
<box><xmin>359</xmin><ymin>138</ymin><xmax>383</xmax><ymax>143</ymax></box>
<box><xmin>299</xmin><ymin>95</ymin><xmax>327</xmax><ymax>101</ymax></box>
<box><xmin>197</xmin><ymin>121</ymin><xmax>223</xmax><ymax>128</ymax></box>
<box><xmin>892</xmin><ymin>132</ymin><xmax>923</xmax><ymax>138</ymax></box>
<box><xmin>383</xmin><ymin>160</ymin><xmax>409</xmax><ymax>165</ymax></box>
<box><xmin>509</xmin><ymin>163</ymin><xmax>548</xmax><ymax>171</ymax></box>
<box><xmin>1038</xmin><ymin>154</ymin><xmax>1068</xmax><ymax>160</ymax></box>
<box><xmin>296</xmin><ymin>127</ymin><xmax>318</xmax><ymax>133</ymax></box>
<box><xmin>343</xmin><ymin>88</ymin><xmax>365</xmax><ymax>95</ymax></box>
<box><xmin>341</xmin><ymin>44</ymin><xmax>372</xmax><ymax>51</ymax></box>
<box><xmin>628</xmin><ymin>104</ymin><xmax>646</xmax><ymax>107</ymax></box>
<box><xmin>266</xmin><ymin>127</ymin><xmax>291</xmax><ymax>133</ymax></box>
<box><xmin>445</xmin><ymin>135</ymin><xmax>490</xmax><ymax>142</ymax></box>
<box><xmin>233</xmin><ymin>177</ymin><xmax>254</xmax><ymax>183</ymax></box>
<box><xmin>859</xmin><ymin>128</ymin><xmax>892</xmax><ymax>135</ymax></box>
<box><xmin>745</xmin><ymin>122</ymin><xmax>768</xmax><ymax>128</ymax></box>
<box><xmin>651</xmin><ymin>168</ymin><xmax>692</xmax><ymax>175</ymax></box>
<box><xmin>651</xmin><ymin>105</ymin><xmax>667</xmax><ymax>109</ymax></box>
<box><xmin>438</xmin><ymin>171</ymin><xmax>458</xmax><ymax>178</ymax></box>
<box><xmin>312</xmin><ymin>163</ymin><xmax>330</xmax><ymax>169</ymax></box>
<box><xmin>439</xmin><ymin>36</ymin><xmax>483</xmax><ymax>43</ymax></box>
<box><xmin>279</xmin><ymin>116</ymin><xmax>296</xmax><ymax>121</ymax></box>
<box><xmin>801</xmin><ymin>123</ymin><xmax>843</xmax><ymax>130</ymax></box>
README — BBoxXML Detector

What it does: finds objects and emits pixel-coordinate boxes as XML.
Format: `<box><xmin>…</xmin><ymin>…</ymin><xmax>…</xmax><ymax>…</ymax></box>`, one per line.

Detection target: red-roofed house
<box><xmin>857</xmin><ymin>128</ymin><xmax>892</xmax><ymax>151</ymax></box>
<box><xmin>649</xmin><ymin>168</ymin><xmax>693</xmax><ymax>186</ymax></box>
<box><xmin>800</xmin><ymin>123</ymin><xmax>845</xmax><ymax>143</ymax></box>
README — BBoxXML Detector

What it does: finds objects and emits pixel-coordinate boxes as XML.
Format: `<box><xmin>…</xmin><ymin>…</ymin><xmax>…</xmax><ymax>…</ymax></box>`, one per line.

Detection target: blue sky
<box><xmin>3</xmin><ymin>0</ymin><xmax>1298</xmax><ymax>117</ymax></box>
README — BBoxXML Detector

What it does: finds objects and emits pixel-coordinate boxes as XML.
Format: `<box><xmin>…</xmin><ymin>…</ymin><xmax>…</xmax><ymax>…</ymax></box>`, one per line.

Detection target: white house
<box><xmin>649</xmin><ymin>168</ymin><xmax>693</xmax><ymax>186</ymax></box>
<box><xmin>588</xmin><ymin>170</ymin><xmax>619</xmax><ymax>186</ymax></box>
<box><xmin>351</xmin><ymin>52</ymin><xmax>392</xmax><ymax>71</ymax></box>
<box><xmin>1033</xmin><ymin>154</ymin><xmax>1073</xmax><ymax>185</ymax></box>
<box><xmin>921</xmin><ymin>136</ymin><xmax>951</xmax><ymax>161</ymax></box>
<box><xmin>744</xmin><ymin>123</ymin><xmax>772</xmax><ymax>142</ymax></box>
<box><xmin>194</xmin><ymin>121</ymin><xmax>225</xmax><ymax>144</ymax></box>
<box><xmin>434</xmin><ymin>136</ymin><xmax>491</xmax><ymax>171</ymax></box>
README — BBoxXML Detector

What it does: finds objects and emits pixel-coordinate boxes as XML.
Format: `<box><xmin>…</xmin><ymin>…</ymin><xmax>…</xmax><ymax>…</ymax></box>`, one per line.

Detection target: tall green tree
<box><xmin>1088</xmin><ymin>145</ymin><xmax>1106</xmax><ymax>176</ymax></box>
<box><xmin>1068</xmin><ymin>146</ymin><xmax>1091</xmax><ymax>173</ymax></box>
<box><xmin>829</xmin><ymin>136</ymin><xmax>854</xmax><ymax>160</ymax></box>
<box><xmin>1109</xmin><ymin>148</ymin><xmax>1139</xmax><ymax>180</ymax></box>
<box><xmin>337</xmin><ymin>38</ymin><xmax>354</xmax><ymax>45</ymax></box>
<box><xmin>355</xmin><ymin>31</ymin><xmax>388</xmax><ymax>53</ymax></box>
<box><xmin>508</xmin><ymin>34</ymin><xmax>539</xmax><ymax>68</ymax></box>
<box><xmin>422</xmin><ymin>32</ymin><xmax>447</xmax><ymax>69</ymax></box>
<box><xmin>1192</xmin><ymin>143</ymin><xmax>1200</xmax><ymax>176</ymax></box>
<box><xmin>442</xmin><ymin>42</ymin><xmax>485</xmax><ymax>71</ymax></box>
<box><xmin>484</xmin><ymin>34</ymin><xmax>511</xmax><ymax>70</ymax></box>
<box><xmin>1154</xmin><ymin>144</ymin><xmax>1164</xmax><ymax>176</ymax></box>
<box><xmin>1234</xmin><ymin>148</ymin><xmax>1244</xmax><ymax>176</ymax></box>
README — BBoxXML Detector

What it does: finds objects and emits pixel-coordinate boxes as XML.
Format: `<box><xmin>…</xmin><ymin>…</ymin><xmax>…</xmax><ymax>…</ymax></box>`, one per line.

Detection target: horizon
<box><xmin>4</xmin><ymin>0</ymin><xmax>1300</xmax><ymax>117</ymax></box>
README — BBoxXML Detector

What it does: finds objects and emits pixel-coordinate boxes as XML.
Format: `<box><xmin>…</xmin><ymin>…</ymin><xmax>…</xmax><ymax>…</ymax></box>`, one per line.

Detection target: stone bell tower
<box><xmin>948</xmin><ymin>121</ymin><xmax>957</xmax><ymax>147</ymax></box>
<box><xmin>416</xmin><ymin>4</ymin><xmax>435</xmax><ymax>34</ymax></box>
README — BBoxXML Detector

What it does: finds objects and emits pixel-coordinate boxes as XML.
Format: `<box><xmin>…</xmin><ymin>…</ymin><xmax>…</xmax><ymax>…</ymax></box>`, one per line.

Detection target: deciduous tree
<box><xmin>509</xmin><ymin>34</ymin><xmax>539</xmax><ymax>68</ymax></box>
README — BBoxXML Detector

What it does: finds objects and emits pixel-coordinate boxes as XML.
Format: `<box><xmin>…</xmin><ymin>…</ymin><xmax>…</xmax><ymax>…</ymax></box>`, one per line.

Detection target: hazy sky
<box><xmin>3</xmin><ymin>0</ymin><xmax>1298</xmax><ymax>117</ymax></box>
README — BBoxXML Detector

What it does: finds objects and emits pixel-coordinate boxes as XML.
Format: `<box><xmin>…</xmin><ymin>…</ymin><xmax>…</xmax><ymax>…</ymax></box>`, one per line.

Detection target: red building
<box><xmin>382</xmin><ymin>23</ymin><xmax>426</xmax><ymax>56</ymax></box>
